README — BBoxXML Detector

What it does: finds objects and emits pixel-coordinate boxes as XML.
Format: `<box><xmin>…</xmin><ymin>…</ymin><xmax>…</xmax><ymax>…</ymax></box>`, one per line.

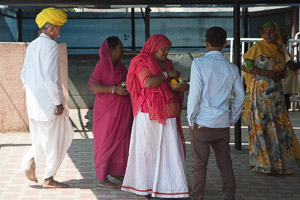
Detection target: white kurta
<box><xmin>121</xmin><ymin>111</ymin><xmax>189</xmax><ymax>198</ymax></box>
<box><xmin>20</xmin><ymin>33</ymin><xmax>74</xmax><ymax>179</ymax></box>
<box><xmin>21</xmin><ymin>33</ymin><xmax>63</xmax><ymax>121</ymax></box>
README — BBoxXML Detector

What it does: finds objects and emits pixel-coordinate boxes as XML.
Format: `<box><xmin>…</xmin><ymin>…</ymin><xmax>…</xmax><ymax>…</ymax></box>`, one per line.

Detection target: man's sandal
<box><xmin>42</xmin><ymin>180</ymin><xmax>69</xmax><ymax>189</ymax></box>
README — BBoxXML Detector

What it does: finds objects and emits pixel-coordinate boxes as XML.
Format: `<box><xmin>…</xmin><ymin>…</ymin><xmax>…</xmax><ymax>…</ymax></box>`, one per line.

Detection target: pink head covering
<box><xmin>89</xmin><ymin>40</ymin><xmax>115</xmax><ymax>86</ymax></box>
<box><xmin>126</xmin><ymin>34</ymin><xmax>174</xmax><ymax>124</ymax></box>
<box><xmin>141</xmin><ymin>34</ymin><xmax>172</xmax><ymax>55</ymax></box>
<box><xmin>88</xmin><ymin>38</ymin><xmax>127</xmax><ymax>100</ymax></box>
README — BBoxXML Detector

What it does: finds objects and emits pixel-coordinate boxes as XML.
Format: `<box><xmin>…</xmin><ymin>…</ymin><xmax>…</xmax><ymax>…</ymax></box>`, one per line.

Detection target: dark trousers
<box><xmin>190</xmin><ymin>125</ymin><xmax>236</xmax><ymax>200</ymax></box>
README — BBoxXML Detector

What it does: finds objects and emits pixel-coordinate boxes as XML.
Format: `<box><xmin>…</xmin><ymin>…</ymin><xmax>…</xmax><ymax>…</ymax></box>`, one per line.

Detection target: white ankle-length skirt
<box><xmin>121</xmin><ymin>110</ymin><xmax>189</xmax><ymax>198</ymax></box>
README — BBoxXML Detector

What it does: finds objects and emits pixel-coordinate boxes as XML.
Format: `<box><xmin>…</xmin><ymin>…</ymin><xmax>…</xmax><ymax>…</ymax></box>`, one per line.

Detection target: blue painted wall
<box><xmin>16</xmin><ymin>11</ymin><xmax>236</xmax><ymax>53</ymax></box>
<box><xmin>1</xmin><ymin>8</ymin><xmax>294</xmax><ymax>52</ymax></box>
<box><xmin>0</xmin><ymin>13</ymin><xmax>15</xmax><ymax>41</ymax></box>
<box><xmin>0</xmin><ymin>7</ymin><xmax>295</xmax><ymax>109</ymax></box>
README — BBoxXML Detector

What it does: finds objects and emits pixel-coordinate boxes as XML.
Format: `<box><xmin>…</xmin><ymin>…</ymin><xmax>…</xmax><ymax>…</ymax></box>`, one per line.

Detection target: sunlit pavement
<box><xmin>0</xmin><ymin>109</ymin><xmax>299</xmax><ymax>200</ymax></box>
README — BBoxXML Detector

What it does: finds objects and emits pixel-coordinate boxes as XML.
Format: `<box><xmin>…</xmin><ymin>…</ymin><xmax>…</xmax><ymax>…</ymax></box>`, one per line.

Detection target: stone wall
<box><xmin>0</xmin><ymin>43</ymin><xmax>68</xmax><ymax>132</ymax></box>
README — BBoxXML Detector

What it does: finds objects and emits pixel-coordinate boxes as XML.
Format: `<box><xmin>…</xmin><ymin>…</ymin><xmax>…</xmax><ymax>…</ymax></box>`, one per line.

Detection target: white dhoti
<box><xmin>21</xmin><ymin>115</ymin><xmax>74</xmax><ymax>179</ymax></box>
<box><xmin>121</xmin><ymin>110</ymin><xmax>189</xmax><ymax>198</ymax></box>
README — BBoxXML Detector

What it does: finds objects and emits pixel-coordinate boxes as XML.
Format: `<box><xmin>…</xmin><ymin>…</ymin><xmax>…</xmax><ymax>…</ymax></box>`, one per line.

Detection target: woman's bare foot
<box><xmin>134</xmin><ymin>194</ymin><xmax>150</xmax><ymax>200</ymax></box>
<box><xmin>25</xmin><ymin>158</ymin><xmax>38</xmax><ymax>183</ymax></box>
<box><xmin>111</xmin><ymin>175</ymin><xmax>124</xmax><ymax>182</ymax></box>
<box><xmin>42</xmin><ymin>176</ymin><xmax>69</xmax><ymax>188</ymax></box>
<box><xmin>97</xmin><ymin>179</ymin><xmax>121</xmax><ymax>189</ymax></box>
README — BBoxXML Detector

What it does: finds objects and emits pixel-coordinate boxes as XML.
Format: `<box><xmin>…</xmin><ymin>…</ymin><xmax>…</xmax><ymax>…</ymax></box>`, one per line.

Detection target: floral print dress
<box><xmin>243</xmin><ymin>45</ymin><xmax>297</xmax><ymax>174</ymax></box>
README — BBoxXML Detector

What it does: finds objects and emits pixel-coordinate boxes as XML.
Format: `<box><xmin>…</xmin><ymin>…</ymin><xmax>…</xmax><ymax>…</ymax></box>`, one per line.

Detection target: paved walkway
<box><xmin>1</xmin><ymin>109</ymin><xmax>300</xmax><ymax>200</ymax></box>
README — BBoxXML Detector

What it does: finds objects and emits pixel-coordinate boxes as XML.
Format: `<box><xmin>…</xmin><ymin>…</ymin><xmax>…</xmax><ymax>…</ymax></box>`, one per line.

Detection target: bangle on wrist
<box><xmin>167</xmin><ymin>70</ymin><xmax>171</xmax><ymax>77</ymax></box>
<box><xmin>111</xmin><ymin>85</ymin><xmax>115</xmax><ymax>94</ymax></box>
<box><xmin>162</xmin><ymin>71</ymin><xmax>168</xmax><ymax>79</ymax></box>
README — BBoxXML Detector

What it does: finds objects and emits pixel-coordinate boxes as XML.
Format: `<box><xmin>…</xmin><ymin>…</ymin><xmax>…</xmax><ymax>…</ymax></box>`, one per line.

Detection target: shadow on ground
<box><xmin>64</xmin><ymin>109</ymin><xmax>300</xmax><ymax>200</ymax></box>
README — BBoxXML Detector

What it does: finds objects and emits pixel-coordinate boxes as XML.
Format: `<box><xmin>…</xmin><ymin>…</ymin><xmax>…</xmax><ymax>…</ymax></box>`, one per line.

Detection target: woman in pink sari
<box><xmin>88</xmin><ymin>36</ymin><xmax>133</xmax><ymax>189</ymax></box>
<box><xmin>121</xmin><ymin>34</ymin><xmax>189</xmax><ymax>199</ymax></box>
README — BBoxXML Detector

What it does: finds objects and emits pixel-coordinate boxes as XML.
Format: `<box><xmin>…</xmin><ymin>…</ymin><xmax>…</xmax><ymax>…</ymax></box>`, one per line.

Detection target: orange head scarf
<box><xmin>126</xmin><ymin>34</ymin><xmax>187</xmax><ymax>157</ymax></box>
<box><xmin>126</xmin><ymin>34</ymin><xmax>174</xmax><ymax>124</ymax></box>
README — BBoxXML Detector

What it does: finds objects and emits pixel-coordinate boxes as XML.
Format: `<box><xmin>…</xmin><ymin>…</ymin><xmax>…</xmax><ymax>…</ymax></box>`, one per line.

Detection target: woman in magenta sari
<box><xmin>88</xmin><ymin>36</ymin><xmax>133</xmax><ymax>189</ymax></box>
<box><xmin>121</xmin><ymin>34</ymin><xmax>189</xmax><ymax>199</ymax></box>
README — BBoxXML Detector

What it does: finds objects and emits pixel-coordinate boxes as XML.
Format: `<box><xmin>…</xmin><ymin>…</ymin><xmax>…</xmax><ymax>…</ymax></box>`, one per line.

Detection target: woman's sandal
<box><xmin>134</xmin><ymin>194</ymin><xmax>150</xmax><ymax>200</ymax></box>
<box><xmin>111</xmin><ymin>175</ymin><xmax>124</xmax><ymax>182</ymax></box>
<box><xmin>97</xmin><ymin>180</ymin><xmax>121</xmax><ymax>189</ymax></box>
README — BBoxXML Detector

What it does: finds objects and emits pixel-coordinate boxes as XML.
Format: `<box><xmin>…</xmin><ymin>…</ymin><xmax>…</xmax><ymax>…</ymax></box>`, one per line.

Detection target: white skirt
<box><xmin>121</xmin><ymin>110</ymin><xmax>189</xmax><ymax>198</ymax></box>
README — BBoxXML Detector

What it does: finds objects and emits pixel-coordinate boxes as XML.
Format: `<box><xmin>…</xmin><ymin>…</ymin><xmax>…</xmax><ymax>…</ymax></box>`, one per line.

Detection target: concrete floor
<box><xmin>0</xmin><ymin>109</ymin><xmax>300</xmax><ymax>200</ymax></box>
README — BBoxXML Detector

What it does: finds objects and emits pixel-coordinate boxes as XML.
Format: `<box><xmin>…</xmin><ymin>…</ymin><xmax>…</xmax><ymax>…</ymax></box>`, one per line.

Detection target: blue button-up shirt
<box><xmin>187</xmin><ymin>51</ymin><xmax>245</xmax><ymax>128</ymax></box>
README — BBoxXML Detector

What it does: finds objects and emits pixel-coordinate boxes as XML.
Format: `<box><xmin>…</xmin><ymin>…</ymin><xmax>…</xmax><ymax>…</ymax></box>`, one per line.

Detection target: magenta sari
<box><xmin>88</xmin><ymin>40</ymin><xmax>133</xmax><ymax>181</ymax></box>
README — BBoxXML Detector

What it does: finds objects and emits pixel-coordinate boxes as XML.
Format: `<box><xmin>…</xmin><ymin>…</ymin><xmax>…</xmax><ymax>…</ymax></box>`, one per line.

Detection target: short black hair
<box><xmin>205</xmin><ymin>27</ymin><xmax>227</xmax><ymax>47</ymax></box>
<box><xmin>106</xmin><ymin>36</ymin><xmax>120</xmax><ymax>50</ymax></box>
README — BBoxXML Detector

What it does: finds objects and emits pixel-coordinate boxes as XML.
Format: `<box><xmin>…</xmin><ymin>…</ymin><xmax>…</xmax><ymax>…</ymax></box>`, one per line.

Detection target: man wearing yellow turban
<box><xmin>21</xmin><ymin>7</ymin><xmax>73</xmax><ymax>188</ymax></box>
<box><xmin>36</xmin><ymin>7</ymin><xmax>67</xmax><ymax>29</ymax></box>
<box><xmin>35</xmin><ymin>7</ymin><xmax>67</xmax><ymax>41</ymax></box>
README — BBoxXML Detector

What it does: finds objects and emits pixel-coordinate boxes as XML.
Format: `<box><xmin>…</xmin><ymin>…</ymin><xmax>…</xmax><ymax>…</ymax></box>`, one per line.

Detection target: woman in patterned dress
<box><xmin>242</xmin><ymin>21</ymin><xmax>300</xmax><ymax>174</ymax></box>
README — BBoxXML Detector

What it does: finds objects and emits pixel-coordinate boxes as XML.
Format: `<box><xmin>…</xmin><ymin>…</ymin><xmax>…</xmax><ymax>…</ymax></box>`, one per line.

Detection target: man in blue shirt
<box><xmin>187</xmin><ymin>27</ymin><xmax>245</xmax><ymax>200</ymax></box>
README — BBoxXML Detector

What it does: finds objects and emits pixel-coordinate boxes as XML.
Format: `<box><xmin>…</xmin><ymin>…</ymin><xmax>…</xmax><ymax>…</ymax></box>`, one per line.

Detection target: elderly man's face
<box><xmin>49</xmin><ymin>25</ymin><xmax>61</xmax><ymax>41</ymax></box>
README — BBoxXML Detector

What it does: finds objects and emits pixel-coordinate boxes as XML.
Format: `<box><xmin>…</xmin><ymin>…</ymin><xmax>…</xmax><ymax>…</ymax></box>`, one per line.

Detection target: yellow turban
<box><xmin>36</xmin><ymin>7</ymin><xmax>67</xmax><ymax>29</ymax></box>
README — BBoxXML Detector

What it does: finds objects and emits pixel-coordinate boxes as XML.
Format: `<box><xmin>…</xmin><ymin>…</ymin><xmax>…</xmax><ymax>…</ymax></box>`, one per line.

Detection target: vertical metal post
<box><xmin>291</xmin><ymin>6</ymin><xmax>297</xmax><ymax>39</ymax></box>
<box><xmin>145</xmin><ymin>7</ymin><xmax>150</xmax><ymax>41</ymax></box>
<box><xmin>131</xmin><ymin>8</ymin><xmax>136</xmax><ymax>51</ymax></box>
<box><xmin>16</xmin><ymin>9</ymin><xmax>22</xmax><ymax>42</ymax></box>
<box><xmin>299</xmin><ymin>5</ymin><xmax>300</xmax><ymax>33</ymax></box>
<box><xmin>242</xmin><ymin>7</ymin><xmax>248</xmax><ymax>38</ymax></box>
<box><xmin>234</xmin><ymin>2</ymin><xmax>242</xmax><ymax>150</ymax></box>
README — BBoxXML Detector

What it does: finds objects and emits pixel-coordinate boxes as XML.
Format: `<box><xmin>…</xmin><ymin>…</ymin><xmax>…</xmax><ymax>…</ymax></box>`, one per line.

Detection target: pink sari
<box><xmin>88</xmin><ymin>40</ymin><xmax>133</xmax><ymax>180</ymax></box>
<box><xmin>126</xmin><ymin>34</ymin><xmax>186</xmax><ymax>156</ymax></box>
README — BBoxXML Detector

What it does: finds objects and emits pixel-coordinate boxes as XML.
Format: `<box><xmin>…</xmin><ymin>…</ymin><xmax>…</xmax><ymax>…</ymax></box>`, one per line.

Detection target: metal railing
<box><xmin>288</xmin><ymin>34</ymin><xmax>300</xmax><ymax>109</ymax></box>
<box><xmin>227</xmin><ymin>36</ymin><xmax>300</xmax><ymax>110</ymax></box>
<box><xmin>227</xmin><ymin>37</ymin><xmax>300</xmax><ymax>63</ymax></box>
